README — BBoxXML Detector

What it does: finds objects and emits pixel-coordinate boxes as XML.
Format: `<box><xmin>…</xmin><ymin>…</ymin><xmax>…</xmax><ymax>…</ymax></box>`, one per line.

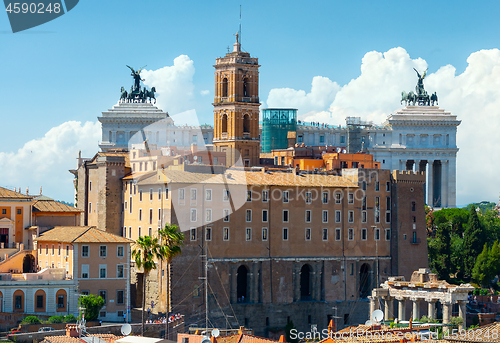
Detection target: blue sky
<box><xmin>1</xmin><ymin>0</ymin><xmax>500</xmax><ymax>204</ymax></box>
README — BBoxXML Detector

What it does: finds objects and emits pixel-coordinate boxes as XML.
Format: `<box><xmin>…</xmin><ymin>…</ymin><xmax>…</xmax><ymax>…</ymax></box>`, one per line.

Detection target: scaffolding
<box><xmin>345</xmin><ymin>117</ymin><xmax>373</xmax><ymax>153</ymax></box>
<box><xmin>261</xmin><ymin>109</ymin><xmax>297</xmax><ymax>153</ymax></box>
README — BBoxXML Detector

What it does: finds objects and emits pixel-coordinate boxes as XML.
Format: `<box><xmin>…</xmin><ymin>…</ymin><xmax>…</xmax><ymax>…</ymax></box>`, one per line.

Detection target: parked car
<box><xmin>38</xmin><ymin>327</ymin><xmax>56</xmax><ymax>332</ymax></box>
<box><xmin>7</xmin><ymin>330</ymin><xmax>22</xmax><ymax>340</ymax></box>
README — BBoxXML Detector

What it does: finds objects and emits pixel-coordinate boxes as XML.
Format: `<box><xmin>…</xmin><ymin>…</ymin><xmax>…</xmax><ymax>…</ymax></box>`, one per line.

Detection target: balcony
<box><xmin>410</xmin><ymin>238</ymin><xmax>421</xmax><ymax>244</ymax></box>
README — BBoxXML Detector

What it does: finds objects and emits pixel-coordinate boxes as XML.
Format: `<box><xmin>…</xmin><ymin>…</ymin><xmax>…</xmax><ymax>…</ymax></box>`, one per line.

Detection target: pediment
<box><xmin>0</xmin><ymin>217</ymin><xmax>14</xmax><ymax>224</ymax></box>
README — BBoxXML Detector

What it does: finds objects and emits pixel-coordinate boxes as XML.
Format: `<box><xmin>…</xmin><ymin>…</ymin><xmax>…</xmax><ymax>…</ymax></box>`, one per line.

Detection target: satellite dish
<box><xmin>372</xmin><ymin>310</ymin><xmax>384</xmax><ymax>323</ymax></box>
<box><xmin>194</xmin><ymin>156</ymin><xmax>198</xmax><ymax>161</ymax></box>
<box><xmin>201</xmin><ymin>337</ymin><xmax>212</xmax><ymax>343</ymax></box>
<box><xmin>365</xmin><ymin>320</ymin><xmax>373</xmax><ymax>326</ymax></box>
<box><xmin>121</xmin><ymin>323</ymin><xmax>132</xmax><ymax>336</ymax></box>
<box><xmin>212</xmin><ymin>329</ymin><xmax>220</xmax><ymax>338</ymax></box>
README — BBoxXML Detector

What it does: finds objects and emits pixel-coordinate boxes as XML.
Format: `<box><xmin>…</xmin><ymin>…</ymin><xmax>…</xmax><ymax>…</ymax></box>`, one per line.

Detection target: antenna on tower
<box><xmin>239</xmin><ymin>5</ymin><xmax>241</xmax><ymax>44</ymax></box>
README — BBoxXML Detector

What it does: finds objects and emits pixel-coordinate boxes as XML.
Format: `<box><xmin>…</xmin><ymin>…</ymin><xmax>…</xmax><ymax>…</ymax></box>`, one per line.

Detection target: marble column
<box><xmin>458</xmin><ymin>301</ymin><xmax>466</xmax><ymax>331</ymax></box>
<box><xmin>427</xmin><ymin>300</ymin><xmax>436</xmax><ymax>320</ymax></box>
<box><xmin>397</xmin><ymin>297</ymin><xmax>406</xmax><ymax>321</ymax></box>
<box><xmin>384</xmin><ymin>297</ymin><xmax>394</xmax><ymax>320</ymax></box>
<box><xmin>427</xmin><ymin>161</ymin><xmax>434</xmax><ymax>207</ymax></box>
<box><xmin>412</xmin><ymin>298</ymin><xmax>420</xmax><ymax>320</ymax></box>
<box><xmin>441</xmin><ymin>160</ymin><xmax>448</xmax><ymax>208</ymax></box>
<box><xmin>442</xmin><ymin>302</ymin><xmax>451</xmax><ymax>334</ymax></box>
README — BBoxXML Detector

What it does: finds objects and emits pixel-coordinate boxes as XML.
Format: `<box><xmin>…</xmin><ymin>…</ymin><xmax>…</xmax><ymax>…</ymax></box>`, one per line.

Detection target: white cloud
<box><xmin>200</xmin><ymin>90</ymin><xmax>209</xmax><ymax>96</ymax></box>
<box><xmin>266</xmin><ymin>47</ymin><xmax>500</xmax><ymax>205</ymax></box>
<box><xmin>142</xmin><ymin>55</ymin><xmax>195</xmax><ymax>115</ymax></box>
<box><xmin>0</xmin><ymin>121</ymin><xmax>100</xmax><ymax>202</ymax></box>
<box><xmin>266</xmin><ymin>76</ymin><xmax>340</xmax><ymax>116</ymax></box>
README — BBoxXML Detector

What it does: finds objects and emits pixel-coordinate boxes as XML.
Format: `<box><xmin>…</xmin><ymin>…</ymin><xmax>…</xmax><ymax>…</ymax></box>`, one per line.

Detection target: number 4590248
<box><xmin>5</xmin><ymin>3</ymin><xmax>61</xmax><ymax>14</ymax></box>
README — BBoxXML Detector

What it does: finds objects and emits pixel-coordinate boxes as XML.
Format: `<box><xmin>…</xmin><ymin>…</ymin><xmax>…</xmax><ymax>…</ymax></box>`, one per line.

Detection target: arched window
<box><xmin>222</xmin><ymin>114</ymin><xmax>228</xmax><ymax>134</ymax></box>
<box><xmin>243</xmin><ymin>77</ymin><xmax>249</xmax><ymax>97</ymax></box>
<box><xmin>13</xmin><ymin>290</ymin><xmax>24</xmax><ymax>312</ymax></box>
<box><xmin>35</xmin><ymin>289</ymin><xmax>46</xmax><ymax>312</ymax></box>
<box><xmin>243</xmin><ymin>114</ymin><xmax>250</xmax><ymax>133</ymax></box>
<box><xmin>300</xmin><ymin>264</ymin><xmax>312</xmax><ymax>301</ymax></box>
<box><xmin>359</xmin><ymin>263</ymin><xmax>371</xmax><ymax>298</ymax></box>
<box><xmin>56</xmin><ymin>289</ymin><xmax>67</xmax><ymax>312</ymax></box>
<box><xmin>222</xmin><ymin>78</ymin><xmax>228</xmax><ymax>98</ymax></box>
<box><xmin>237</xmin><ymin>265</ymin><xmax>248</xmax><ymax>302</ymax></box>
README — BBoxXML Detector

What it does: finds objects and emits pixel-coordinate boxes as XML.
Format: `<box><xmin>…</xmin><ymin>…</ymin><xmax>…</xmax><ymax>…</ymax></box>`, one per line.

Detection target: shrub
<box><xmin>21</xmin><ymin>315</ymin><xmax>40</xmax><ymax>324</ymax></box>
<box><xmin>48</xmin><ymin>315</ymin><xmax>64</xmax><ymax>323</ymax></box>
<box><xmin>64</xmin><ymin>315</ymin><xmax>77</xmax><ymax>323</ymax></box>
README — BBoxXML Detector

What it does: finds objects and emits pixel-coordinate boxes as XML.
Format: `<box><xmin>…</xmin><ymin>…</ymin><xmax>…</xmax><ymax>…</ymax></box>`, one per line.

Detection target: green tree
<box><xmin>472</xmin><ymin>244</ymin><xmax>492</xmax><ymax>287</ymax></box>
<box><xmin>78</xmin><ymin>294</ymin><xmax>104</xmax><ymax>321</ymax></box>
<box><xmin>285</xmin><ymin>320</ymin><xmax>298</xmax><ymax>343</ymax></box>
<box><xmin>157</xmin><ymin>224</ymin><xmax>184</xmax><ymax>339</ymax></box>
<box><xmin>429</xmin><ymin>223</ymin><xmax>452</xmax><ymax>280</ymax></box>
<box><xmin>21</xmin><ymin>315</ymin><xmax>40</xmax><ymax>324</ymax></box>
<box><xmin>487</xmin><ymin>241</ymin><xmax>500</xmax><ymax>278</ymax></box>
<box><xmin>132</xmin><ymin>235</ymin><xmax>162</xmax><ymax>336</ymax></box>
<box><xmin>463</xmin><ymin>206</ymin><xmax>487</xmax><ymax>278</ymax></box>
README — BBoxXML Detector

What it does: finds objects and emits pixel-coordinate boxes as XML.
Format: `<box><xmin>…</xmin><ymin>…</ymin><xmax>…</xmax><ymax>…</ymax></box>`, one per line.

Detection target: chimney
<box><xmin>66</xmin><ymin>324</ymin><xmax>79</xmax><ymax>337</ymax></box>
<box><xmin>39</xmin><ymin>186</ymin><xmax>42</xmax><ymax>195</ymax></box>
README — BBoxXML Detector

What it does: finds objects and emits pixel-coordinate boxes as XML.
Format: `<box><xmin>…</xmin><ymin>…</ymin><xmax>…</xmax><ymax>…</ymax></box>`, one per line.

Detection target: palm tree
<box><xmin>157</xmin><ymin>223</ymin><xmax>184</xmax><ymax>340</ymax></box>
<box><xmin>132</xmin><ymin>235</ymin><xmax>161</xmax><ymax>336</ymax></box>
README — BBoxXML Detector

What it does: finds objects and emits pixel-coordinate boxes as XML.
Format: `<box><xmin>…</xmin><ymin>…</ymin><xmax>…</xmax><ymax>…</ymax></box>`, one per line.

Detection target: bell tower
<box><xmin>213</xmin><ymin>34</ymin><xmax>261</xmax><ymax>167</ymax></box>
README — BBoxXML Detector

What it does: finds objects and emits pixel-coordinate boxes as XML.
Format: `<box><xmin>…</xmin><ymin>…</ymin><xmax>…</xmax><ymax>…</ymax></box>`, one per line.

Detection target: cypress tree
<box><xmin>463</xmin><ymin>206</ymin><xmax>487</xmax><ymax>278</ymax></box>
<box><xmin>472</xmin><ymin>244</ymin><xmax>491</xmax><ymax>287</ymax></box>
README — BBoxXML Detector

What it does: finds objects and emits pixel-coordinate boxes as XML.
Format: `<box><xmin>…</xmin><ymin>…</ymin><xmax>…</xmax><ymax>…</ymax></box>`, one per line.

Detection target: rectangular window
<box><xmin>82</xmin><ymin>245</ymin><xmax>89</xmax><ymax>257</ymax></box>
<box><xmin>375</xmin><ymin>228</ymin><xmax>380</xmax><ymax>241</ymax></box>
<box><xmin>81</xmin><ymin>264</ymin><xmax>89</xmax><ymax>278</ymax></box>
<box><xmin>149</xmin><ymin>209</ymin><xmax>153</xmax><ymax>224</ymax></box>
<box><xmin>247</xmin><ymin>190</ymin><xmax>252</xmax><ymax>202</ymax></box>
<box><xmin>362</xmin><ymin>197</ymin><xmax>367</xmax><ymax>210</ymax></box>
<box><xmin>129</xmin><ymin>227</ymin><xmax>132</xmax><ymax>238</ymax></box>
<box><xmin>246</xmin><ymin>209</ymin><xmax>252</xmax><ymax>222</ymax></box>
<box><xmin>386</xmin><ymin>181</ymin><xmax>390</xmax><ymax>192</ymax></box>
<box><xmin>138</xmin><ymin>227</ymin><xmax>141</xmax><ymax>237</ymax></box>
<box><xmin>375</xmin><ymin>196</ymin><xmax>380</xmax><ymax>223</ymax></box>
<box><xmin>335</xmin><ymin>192</ymin><xmax>341</xmax><ymax>204</ymax></box>
<box><xmin>58</xmin><ymin>295</ymin><xmax>65</xmax><ymax>308</ymax></box>
<box><xmin>348</xmin><ymin>193</ymin><xmax>354</xmax><ymax>204</ymax></box>
<box><xmin>362</xmin><ymin>211</ymin><xmax>367</xmax><ymax>223</ymax></box>
<box><xmin>362</xmin><ymin>182</ymin><xmax>366</xmax><ymax>191</ymax></box>
<box><xmin>58</xmin><ymin>245</ymin><xmax>61</xmax><ymax>256</ymax></box>
<box><xmin>305</xmin><ymin>228</ymin><xmax>311</xmax><ymax>241</ymax></box>
<box><xmin>139</xmin><ymin>190</ymin><xmax>143</xmax><ymax>202</ymax></box>
<box><xmin>36</xmin><ymin>295</ymin><xmax>44</xmax><ymax>308</ymax></box>
<box><xmin>348</xmin><ymin>211</ymin><xmax>354</xmax><ymax>223</ymax></box>
<box><xmin>139</xmin><ymin>209</ymin><xmax>142</xmax><ymax>221</ymax></box>
<box><xmin>179</xmin><ymin>188</ymin><xmax>185</xmax><ymax>203</ymax></box>
<box><xmin>129</xmin><ymin>197</ymin><xmax>132</xmax><ymax>214</ymax></box>
<box><xmin>283</xmin><ymin>228</ymin><xmax>288</xmax><ymax>241</ymax></box>
<box><xmin>191</xmin><ymin>209</ymin><xmax>197</xmax><ymax>222</ymax></box>
<box><xmin>262</xmin><ymin>227</ymin><xmax>268</xmax><ymax>241</ymax></box>
<box><xmin>386</xmin><ymin>196</ymin><xmax>391</xmax><ymax>210</ymax></box>
<box><xmin>117</xmin><ymin>265</ymin><xmax>124</xmax><ymax>278</ymax></box>
<box><xmin>274</xmin><ymin>156</ymin><xmax>279</xmax><ymax>165</ymax></box>
<box><xmin>322</xmin><ymin>228</ymin><xmax>328</xmax><ymax>241</ymax></box>
<box><xmin>99</xmin><ymin>290</ymin><xmax>107</xmax><ymax>304</ymax></box>
<box><xmin>283</xmin><ymin>191</ymin><xmax>289</xmax><ymax>203</ymax></box>
<box><xmin>99</xmin><ymin>265</ymin><xmax>107</xmax><ymax>278</ymax></box>
<box><xmin>348</xmin><ymin>228</ymin><xmax>354</xmax><ymax>241</ymax></box>
<box><xmin>262</xmin><ymin>210</ymin><xmax>268</xmax><ymax>222</ymax></box>
<box><xmin>117</xmin><ymin>246</ymin><xmax>124</xmax><ymax>257</ymax></box>
<box><xmin>223</xmin><ymin>189</ymin><xmax>230</xmax><ymax>202</ymax></box>
<box><xmin>149</xmin><ymin>188</ymin><xmax>153</xmax><ymax>201</ymax></box>
<box><xmin>15</xmin><ymin>296</ymin><xmax>22</xmax><ymax>309</ymax></box>
<box><xmin>158</xmin><ymin>188</ymin><xmax>162</xmax><ymax>200</ymax></box>
<box><xmin>124</xmin><ymin>201</ymin><xmax>128</xmax><ymax>210</ymax></box>
<box><xmin>335</xmin><ymin>228</ymin><xmax>341</xmax><ymax>241</ymax></box>
<box><xmin>99</xmin><ymin>245</ymin><xmax>107</xmax><ymax>257</ymax></box>
<box><xmin>117</xmin><ymin>290</ymin><xmax>125</xmax><ymax>305</ymax></box>
<box><xmin>385</xmin><ymin>229</ymin><xmax>391</xmax><ymax>241</ymax></box>
<box><xmin>335</xmin><ymin>210</ymin><xmax>341</xmax><ymax>223</ymax></box>
<box><xmin>158</xmin><ymin>208</ymin><xmax>161</xmax><ymax>222</ymax></box>
<box><xmin>205</xmin><ymin>227</ymin><xmax>212</xmax><ymax>241</ymax></box>
<box><xmin>305</xmin><ymin>210</ymin><xmax>311</xmax><ymax>223</ymax></box>
<box><xmin>386</xmin><ymin>211</ymin><xmax>391</xmax><ymax>223</ymax></box>
<box><xmin>205</xmin><ymin>189</ymin><xmax>212</xmax><ymax>201</ymax></box>
<box><xmin>262</xmin><ymin>190</ymin><xmax>268</xmax><ymax>202</ymax></box>
<box><xmin>375</xmin><ymin>181</ymin><xmax>380</xmax><ymax>191</ymax></box>
<box><xmin>223</xmin><ymin>209</ymin><xmax>230</xmax><ymax>222</ymax></box>
<box><xmin>283</xmin><ymin>210</ymin><xmax>289</xmax><ymax>223</ymax></box>
<box><xmin>246</xmin><ymin>228</ymin><xmax>252</xmax><ymax>241</ymax></box>
<box><xmin>88</xmin><ymin>202</ymin><xmax>92</xmax><ymax>213</ymax></box>
<box><xmin>361</xmin><ymin>228</ymin><xmax>367</xmax><ymax>241</ymax></box>
<box><xmin>165</xmin><ymin>188</ymin><xmax>169</xmax><ymax>200</ymax></box>
<box><xmin>45</xmin><ymin>244</ymin><xmax>48</xmax><ymax>255</ymax></box>
<box><xmin>89</xmin><ymin>181</ymin><xmax>92</xmax><ymax>192</ymax></box>
<box><xmin>322</xmin><ymin>192</ymin><xmax>328</xmax><ymax>204</ymax></box>
<box><xmin>412</xmin><ymin>201</ymin><xmax>416</xmax><ymax>211</ymax></box>
<box><xmin>205</xmin><ymin>209</ymin><xmax>212</xmax><ymax>222</ymax></box>
<box><xmin>322</xmin><ymin>210</ymin><xmax>328</xmax><ymax>223</ymax></box>
<box><xmin>223</xmin><ymin>227</ymin><xmax>229</xmax><ymax>241</ymax></box>
<box><xmin>305</xmin><ymin>192</ymin><xmax>312</xmax><ymax>204</ymax></box>
<box><xmin>190</xmin><ymin>228</ymin><xmax>197</xmax><ymax>241</ymax></box>
<box><xmin>190</xmin><ymin>189</ymin><xmax>197</xmax><ymax>204</ymax></box>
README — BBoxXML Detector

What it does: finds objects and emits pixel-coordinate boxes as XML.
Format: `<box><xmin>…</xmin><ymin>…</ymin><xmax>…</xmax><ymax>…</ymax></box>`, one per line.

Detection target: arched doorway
<box><xmin>243</xmin><ymin>114</ymin><xmax>250</xmax><ymax>133</ymax></box>
<box><xmin>359</xmin><ymin>263</ymin><xmax>371</xmax><ymax>298</ymax></box>
<box><xmin>300</xmin><ymin>264</ymin><xmax>312</xmax><ymax>301</ymax></box>
<box><xmin>35</xmin><ymin>289</ymin><xmax>46</xmax><ymax>312</ymax></box>
<box><xmin>237</xmin><ymin>265</ymin><xmax>248</xmax><ymax>303</ymax></box>
<box><xmin>222</xmin><ymin>78</ymin><xmax>228</xmax><ymax>98</ymax></box>
<box><xmin>23</xmin><ymin>254</ymin><xmax>35</xmax><ymax>273</ymax></box>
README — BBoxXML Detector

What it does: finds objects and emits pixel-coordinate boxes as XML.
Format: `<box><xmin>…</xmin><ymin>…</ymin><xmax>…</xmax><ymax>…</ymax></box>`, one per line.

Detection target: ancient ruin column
<box><xmin>293</xmin><ymin>264</ymin><xmax>300</xmax><ymax>302</ymax></box>
<box><xmin>427</xmin><ymin>161</ymin><xmax>434</xmax><ymax>207</ymax></box>
<box><xmin>427</xmin><ymin>299</ymin><xmax>436</xmax><ymax>320</ymax></box>
<box><xmin>384</xmin><ymin>296</ymin><xmax>394</xmax><ymax>320</ymax></box>
<box><xmin>412</xmin><ymin>298</ymin><xmax>420</xmax><ymax>320</ymax></box>
<box><xmin>369</xmin><ymin>296</ymin><xmax>377</xmax><ymax>318</ymax></box>
<box><xmin>397</xmin><ymin>297</ymin><xmax>406</xmax><ymax>321</ymax></box>
<box><xmin>442</xmin><ymin>302</ymin><xmax>451</xmax><ymax>334</ymax></box>
<box><xmin>458</xmin><ymin>301</ymin><xmax>466</xmax><ymax>331</ymax></box>
<box><xmin>230</xmin><ymin>264</ymin><xmax>237</xmax><ymax>304</ymax></box>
